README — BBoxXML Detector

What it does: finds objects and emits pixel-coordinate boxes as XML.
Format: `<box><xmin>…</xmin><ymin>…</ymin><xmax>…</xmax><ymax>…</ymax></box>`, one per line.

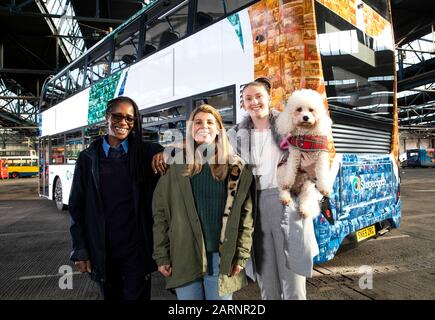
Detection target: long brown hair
<box><xmin>184</xmin><ymin>104</ymin><xmax>230</xmax><ymax>181</ymax></box>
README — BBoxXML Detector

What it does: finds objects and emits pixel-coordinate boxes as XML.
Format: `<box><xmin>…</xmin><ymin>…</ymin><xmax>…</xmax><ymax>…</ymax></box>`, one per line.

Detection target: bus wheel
<box><xmin>10</xmin><ymin>172</ymin><xmax>19</xmax><ymax>179</ymax></box>
<box><xmin>54</xmin><ymin>178</ymin><xmax>67</xmax><ymax>211</ymax></box>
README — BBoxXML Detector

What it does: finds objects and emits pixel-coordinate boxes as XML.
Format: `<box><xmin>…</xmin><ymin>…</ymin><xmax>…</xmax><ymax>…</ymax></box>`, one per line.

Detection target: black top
<box><xmin>99</xmin><ymin>147</ymin><xmax>140</xmax><ymax>259</ymax></box>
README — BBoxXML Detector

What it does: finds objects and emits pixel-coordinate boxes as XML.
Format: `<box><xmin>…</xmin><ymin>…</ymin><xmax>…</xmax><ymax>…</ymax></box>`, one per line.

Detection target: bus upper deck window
<box><xmin>195</xmin><ymin>12</ymin><xmax>213</xmax><ymax>29</ymax></box>
<box><xmin>195</xmin><ymin>0</ymin><xmax>223</xmax><ymax>30</ymax></box>
<box><xmin>158</xmin><ymin>30</ymin><xmax>179</xmax><ymax>49</ymax></box>
<box><xmin>144</xmin><ymin>44</ymin><xmax>157</xmax><ymax>56</ymax></box>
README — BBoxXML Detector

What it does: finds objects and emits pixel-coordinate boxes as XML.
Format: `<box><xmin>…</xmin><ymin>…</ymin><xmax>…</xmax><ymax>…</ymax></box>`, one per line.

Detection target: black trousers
<box><xmin>99</xmin><ymin>250</ymin><xmax>151</xmax><ymax>301</ymax></box>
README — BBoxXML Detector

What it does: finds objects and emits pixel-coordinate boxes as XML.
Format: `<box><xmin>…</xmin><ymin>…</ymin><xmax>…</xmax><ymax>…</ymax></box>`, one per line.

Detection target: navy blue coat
<box><xmin>68</xmin><ymin>137</ymin><xmax>163</xmax><ymax>283</ymax></box>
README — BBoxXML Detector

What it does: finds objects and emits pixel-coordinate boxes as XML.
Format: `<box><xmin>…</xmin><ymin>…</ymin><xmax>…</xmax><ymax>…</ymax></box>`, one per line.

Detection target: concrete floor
<box><xmin>0</xmin><ymin>168</ymin><xmax>434</xmax><ymax>300</ymax></box>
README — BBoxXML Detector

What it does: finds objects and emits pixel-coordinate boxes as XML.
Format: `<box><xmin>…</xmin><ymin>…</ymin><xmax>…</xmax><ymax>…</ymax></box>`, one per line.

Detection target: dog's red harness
<box><xmin>280</xmin><ymin>135</ymin><xmax>329</xmax><ymax>152</ymax></box>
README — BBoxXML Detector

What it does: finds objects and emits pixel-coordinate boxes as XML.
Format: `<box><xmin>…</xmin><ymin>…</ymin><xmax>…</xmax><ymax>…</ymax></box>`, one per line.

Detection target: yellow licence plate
<box><xmin>356</xmin><ymin>225</ymin><xmax>376</xmax><ymax>242</ymax></box>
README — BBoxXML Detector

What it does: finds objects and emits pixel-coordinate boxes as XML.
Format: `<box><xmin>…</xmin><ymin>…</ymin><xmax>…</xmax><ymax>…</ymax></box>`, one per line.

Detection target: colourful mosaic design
<box><xmin>87</xmin><ymin>71</ymin><xmax>122</xmax><ymax>125</ymax></box>
<box><xmin>248</xmin><ymin>0</ymin><xmax>326</xmax><ymax>112</ymax></box>
<box><xmin>313</xmin><ymin>154</ymin><xmax>401</xmax><ymax>263</ymax></box>
<box><xmin>228</xmin><ymin>13</ymin><xmax>244</xmax><ymax>51</ymax></box>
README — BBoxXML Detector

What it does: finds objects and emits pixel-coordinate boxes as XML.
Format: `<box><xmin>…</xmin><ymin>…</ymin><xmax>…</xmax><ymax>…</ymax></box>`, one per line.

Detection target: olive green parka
<box><xmin>152</xmin><ymin>156</ymin><xmax>254</xmax><ymax>296</ymax></box>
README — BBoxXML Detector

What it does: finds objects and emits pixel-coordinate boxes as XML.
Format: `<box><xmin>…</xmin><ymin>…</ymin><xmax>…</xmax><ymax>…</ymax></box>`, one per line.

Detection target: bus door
<box><xmin>39</xmin><ymin>137</ymin><xmax>49</xmax><ymax>196</ymax></box>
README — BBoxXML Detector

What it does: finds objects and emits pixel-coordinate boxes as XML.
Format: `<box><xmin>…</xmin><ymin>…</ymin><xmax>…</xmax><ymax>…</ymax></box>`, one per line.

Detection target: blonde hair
<box><xmin>184</xmin><ymin>104</ymin><xmax>230</xmax><ymax>181</ymax></box>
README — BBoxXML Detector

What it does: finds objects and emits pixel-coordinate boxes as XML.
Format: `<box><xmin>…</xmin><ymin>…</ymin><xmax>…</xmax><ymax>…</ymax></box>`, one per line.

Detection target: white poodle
<box><xmin>273</xmin><ymin>89</ymin><xmax>332</xmax><ymax>218</ymax></box>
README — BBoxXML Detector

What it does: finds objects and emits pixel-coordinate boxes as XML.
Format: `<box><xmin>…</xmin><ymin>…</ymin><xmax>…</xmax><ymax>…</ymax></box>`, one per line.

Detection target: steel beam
<box><xmin>0</xmin><ymin>43</ymin><xmax>3</xmax><ymax>69</ymax></box>
<box><xmin>398</xmin><ymin>69</ymin><xmax>435</xmax><ymax>91</ymax></box>
<box><xmin>1</xmin><ymin>126</ymin><xmax>37</xmax><ymax>129</ymax></box>
<box><xmin>396</xmin><ymin>47</ymin><xmax>435</xmax><ymax>55</ymax></box>
<box><xmin>0</xmin><ymin>96</ymin><xmax>39</xmax><ymax>100</ymax></box>
<box><xmin>0</xmin><ymin>110</ymin><xmax>26</xmax><ymax>123</ymax></box>
<box><xmin>0</xmin><ymin>68</ymin><xmax>54</xmax><ymax>75</ymax></box>
<box><xmin>0</xmin><ymin>8</ymin><xmax>124</xmax><ymax>24</ymax></box>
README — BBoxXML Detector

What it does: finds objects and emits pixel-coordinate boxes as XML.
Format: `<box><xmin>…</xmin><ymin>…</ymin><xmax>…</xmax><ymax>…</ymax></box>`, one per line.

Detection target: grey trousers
<box><xmin>254</xmin><ymin>188</ymin><xmax>307</xmax><ymax>300</ymax></box>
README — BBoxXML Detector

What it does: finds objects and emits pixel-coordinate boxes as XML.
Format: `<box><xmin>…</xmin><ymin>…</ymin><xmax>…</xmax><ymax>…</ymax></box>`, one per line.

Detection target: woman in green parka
<box><xmin>152</xmin><ymin>104</ymin><xmax>254</xmax><ymax>300</ymax></box>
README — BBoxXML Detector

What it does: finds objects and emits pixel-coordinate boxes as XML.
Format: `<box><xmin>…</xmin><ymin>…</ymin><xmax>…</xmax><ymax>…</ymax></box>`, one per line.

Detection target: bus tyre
<box><xmin>54</xmin><ymin>178</ymin><xmax>67</xmax><ymax>211</ymax></box>
<box><xmin>10</xmin><ymin>172</ymin><xmax>19</xmax><ymax>179</ymax></box>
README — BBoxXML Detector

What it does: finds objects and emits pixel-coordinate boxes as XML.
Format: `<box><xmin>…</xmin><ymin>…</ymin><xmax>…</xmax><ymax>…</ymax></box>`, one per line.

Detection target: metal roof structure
<box><xmin>0</xmin><ymin>0</ymin><xmax>434</xmax><ymax>134</ymax></box>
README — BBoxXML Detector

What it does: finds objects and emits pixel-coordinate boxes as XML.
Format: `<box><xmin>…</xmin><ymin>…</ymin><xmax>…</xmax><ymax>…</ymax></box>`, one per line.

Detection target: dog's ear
<box><xmin>316</xmin><ymin>108</ymin><xmax>333</xmax><ymax>136</ymax></box>
<box><xmin>275</xmin><ymin>104</ymin><xmax>295</xmax><ymax>135</ymax></box>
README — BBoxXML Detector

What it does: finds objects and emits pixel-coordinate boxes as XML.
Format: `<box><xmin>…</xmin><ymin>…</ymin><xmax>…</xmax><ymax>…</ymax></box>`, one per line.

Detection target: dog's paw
<box><xmin>299</xmin><ymin>205</ymin><xmax>315</xmax><ymax>219</ymax></box>
<box><xmin>299</xmin><ymin>210</ymin><xmax>309</xmax><ymax>219</ymax></box>
<box><xmin>299</xmin><ymin>203</ymin><xmax>310</xmax><ymax>218</ymax></box>
<box><xmin>279</xmin><ymin>191</ymin><xmax>292</xmax><ymax>206</ymax></box>
<box><xmin>317</xmin><ymin>189</ymin><xmax>330</xmax><ymax>197</ymax></box>
<box><xmin>281</xmin><ymin>199</ymin><xmax>291</xmax><ymax>206</ymax></box>
<box><xmin>316</xmin><ymin>183</ymin><xmax>331</xmax><ymax>197</ymax></box>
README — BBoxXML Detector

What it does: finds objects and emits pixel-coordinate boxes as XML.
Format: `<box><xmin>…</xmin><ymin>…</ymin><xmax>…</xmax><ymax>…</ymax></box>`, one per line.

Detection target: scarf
<box><xmin>280</xmin><ymin>135</ymin><xmax>329</xmax><ymax>152</ymax></box>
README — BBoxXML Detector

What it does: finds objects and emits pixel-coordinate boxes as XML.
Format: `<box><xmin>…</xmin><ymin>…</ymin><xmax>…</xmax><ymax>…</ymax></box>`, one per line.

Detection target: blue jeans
<box><xmin>175</xmin><ymin>252</ymin><xmax>232</xmax><ymax>300</ymax></box>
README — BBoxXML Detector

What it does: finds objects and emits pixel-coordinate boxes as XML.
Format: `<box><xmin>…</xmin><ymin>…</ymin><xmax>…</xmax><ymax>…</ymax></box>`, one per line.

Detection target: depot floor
<box><xmin>0</xmin><ymin>168</ymin><xmax>434</xmax><ymax>300</ymax></box>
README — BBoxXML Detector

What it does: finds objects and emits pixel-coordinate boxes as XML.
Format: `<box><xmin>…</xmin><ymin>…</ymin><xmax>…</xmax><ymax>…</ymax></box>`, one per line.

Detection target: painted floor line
<box><xmin>18</xmin><ymin>272</ymin><xmax>82</xmax><ymax>280</ymax></box>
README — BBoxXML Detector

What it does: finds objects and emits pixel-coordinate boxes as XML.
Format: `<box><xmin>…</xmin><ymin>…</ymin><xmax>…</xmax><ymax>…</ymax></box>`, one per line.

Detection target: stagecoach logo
<box><xmin>351</xmin><ymin>176</ymin><xmax>387</xmax><ymax>195</ymax></box>
<box><xmin>351</xmin><ymin>176</ymin><xmax>361</xmax><ymax>195</ymax></box>
<box><xmin>66</xmin><ymin>170</ymin><xmax>73</xmax><ymax>181</ymax></box>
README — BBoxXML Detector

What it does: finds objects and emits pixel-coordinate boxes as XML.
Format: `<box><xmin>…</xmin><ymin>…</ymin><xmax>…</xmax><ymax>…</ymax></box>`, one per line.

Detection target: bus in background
<box><xmin>0</xmin><ymin>159</ymin><xmax>8</xmax><ymax>179</ymax></box>
<box><xmin>0</xmin><ymin>149</ymin><xmax>37</xmax><ymax>157</ymax></box>
<box><xmin>406</xmin><ymin>148</ymin><xmax>435</xmax><ymax>167</ymax></box>
<box><xmin>0</xmin><ymin>157</ymin><xmax>38</xmax><ymax>179</ymax></box>
<box><xmin>38</xmin><ymin>0</ymin><xmax>400</xmax><ymax>264</ymax></box>
<box><xmin>0</xmin><ymin>149</ymin><xmax>38</xmax><ymax>179</ymax></box>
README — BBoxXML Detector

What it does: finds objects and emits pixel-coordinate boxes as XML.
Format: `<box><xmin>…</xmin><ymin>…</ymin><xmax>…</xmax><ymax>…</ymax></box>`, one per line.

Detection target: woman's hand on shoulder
<box><xmin>158</xmin><ymin>264</ymin><xmax>172</xmax><ymax>277</ymax></box>
<box><xmin>151</xmin><ymin>152</ymin><xmax>168</xmax><ymax>175</ymax></box>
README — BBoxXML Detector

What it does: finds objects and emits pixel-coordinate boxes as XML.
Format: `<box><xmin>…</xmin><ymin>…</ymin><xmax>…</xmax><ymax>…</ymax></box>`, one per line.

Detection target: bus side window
<box><xmin>146</xmin><ymin>1</ymin><xmax>189</xmax><ymax>51</ymax></box>
<box><xmin>225</xmin><ymin>0</ymin><xmax>257</xmax><ymax>14</ymax></box>
<box><xmin>158</xmin><ymin>30</ymin><xmax>179</xmax><ymax>49</ymax></box>
<box><xmin>144</xmin><ymin>44</ymin><xmax>157</xmax><ymax>56</ymax></box>
<box><xmin>50</xmin><ymin>135</ymin><xmax>65</xmax><ymax>165</ymax></box>
<box><xmin>112</xmin><ymin>20</ymin><xmax>141</xmax><ymax>73</ymax></box>
<box><xmin>195</xmin><ymin>11</ymin><xmax>213</xmax><ymax>29</ymax></box>
<box><xmin>66</xmin><ymin>130</ymin><xmax>83</xmax><ymax>164</ymax></box>
<box><xmin>195</xmin><ymin>0</ymin><xmax>224</xmax><ymax>30</ymax></box>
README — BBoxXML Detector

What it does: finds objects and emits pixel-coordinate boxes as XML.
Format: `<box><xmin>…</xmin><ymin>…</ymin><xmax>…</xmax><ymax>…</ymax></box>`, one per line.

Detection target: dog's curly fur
<box><xmin>273</xmin><ymin>89</ymin><xmax>332</xmax><ymax>218</ymax></box>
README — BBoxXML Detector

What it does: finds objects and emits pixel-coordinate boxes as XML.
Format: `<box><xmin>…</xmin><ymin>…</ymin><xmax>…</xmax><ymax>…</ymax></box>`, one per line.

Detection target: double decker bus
<box><xmin>38</xmin><ymin>0</ymin><xmax>400</xmax><ymax>263</ymax></box>
<box><xmin>0</xmin><ymin>149</ymin><xmax>38</xmax><ymax>179</ymax></box>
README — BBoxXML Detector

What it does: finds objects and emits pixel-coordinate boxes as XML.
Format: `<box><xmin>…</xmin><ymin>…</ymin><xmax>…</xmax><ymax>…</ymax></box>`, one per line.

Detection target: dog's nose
<box><xmin>303</xmin><ymin>115</ymin><xmax>309</xmax><ymax>121</ymax></box>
